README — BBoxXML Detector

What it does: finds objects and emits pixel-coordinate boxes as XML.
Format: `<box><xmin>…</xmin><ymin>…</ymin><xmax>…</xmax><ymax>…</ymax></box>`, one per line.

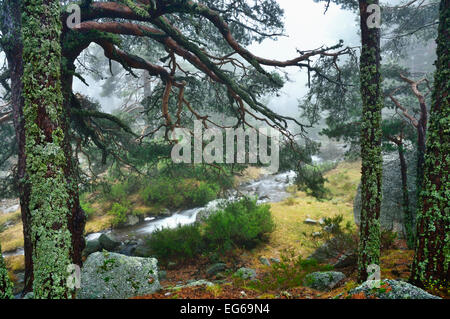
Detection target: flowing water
<box><xmin>86</xmin><ymin>170</ymin><xmax>296</xmax><ymax>242</ymax></box>
<box><xmin>2</xmin><ymin>170</ymin><xmax>296</xmax><ymax>255</ymax></box>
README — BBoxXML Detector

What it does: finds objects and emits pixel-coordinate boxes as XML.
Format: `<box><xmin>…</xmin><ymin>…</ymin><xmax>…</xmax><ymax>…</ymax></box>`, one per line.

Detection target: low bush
<box><xmin>243</xmin><ymin>249</ymin><xmax>333</xmax><ymax>291</ymax></box>
<box><xmin>203</xmin><ymin>199</ymin><xmax>274</xmax><ymax>252</ymax></box>
<box><xmin>304</xmin><ymin>214</ymin><xmax>358</xmax><ymax>260</ymax></box>
<box><xmin>147</xmin><ymin>224</ymin><xmax>204</xmax><ymax>261</ymax></box>
<box><xmin>107</xmin><ymin>201</ymin><xmax>131</xmax><ymax>226</ymax></box>
<box><xmin>140</xmin><ymin>177</ymin><xmax>220</xmax><ymax>209</ymax></box>
<box><xmin>144</xmin><ymin>198</ymin><xmax>275</xmax><ymax>262</ymax></box>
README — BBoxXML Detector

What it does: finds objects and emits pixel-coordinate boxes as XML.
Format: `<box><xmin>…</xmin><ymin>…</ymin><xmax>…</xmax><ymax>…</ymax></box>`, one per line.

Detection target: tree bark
<box><xmin>357</xmin><ymin>0</ymin><xmax>383</xmax><ymax>283</ymax></box>
<box><xmin>397</xmin><ymin>138</ymin><xmax>414</xmax><ymax>248</ymax></box>
<box><xmin>0</xmin><ymin>0</ymin><xmax>34</xmax><ymax>295</ymax></box>
<box><xmin>20</xmin><ymin>0</ymin><xmax>84</xmax><ymax>298</ymax></box>
<box><xmin>410</xmin><ymin>0</ymin><xmax>449</xmax><ymax>291</ymax></box>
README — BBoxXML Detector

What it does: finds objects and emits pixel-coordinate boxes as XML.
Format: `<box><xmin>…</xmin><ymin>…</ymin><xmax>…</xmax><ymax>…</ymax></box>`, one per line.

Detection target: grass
<box><xmin>244</xmin><ymin>160</ymin><xmax>361</xmax><ymax>269</ymax></box>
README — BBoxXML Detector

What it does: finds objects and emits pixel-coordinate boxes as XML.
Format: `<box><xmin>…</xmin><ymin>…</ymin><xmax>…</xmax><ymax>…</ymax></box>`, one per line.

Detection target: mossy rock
<box><xmin>77</xmin><ymin>252</ymin><xmax>160</xmax><ymax>299</ymax></box>
<box><xmin>304</xmin><ymin>271</ymin><xmax>346</xmax><ymax>291</ymax></box>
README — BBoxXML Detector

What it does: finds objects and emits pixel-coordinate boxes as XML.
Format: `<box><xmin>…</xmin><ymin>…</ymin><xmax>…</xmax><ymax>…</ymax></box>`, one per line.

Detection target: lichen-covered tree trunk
<box><xmin>21</xmin><ymin>0</ymin><xmax>77</xmax><ymax>298</ymax></box>
<box><xmin>397</xmin><ymin>142</ymin><xmax>414</xmax><ymax>248</ymax></box>
<box><xmin>0</xmin><ymin>0</ymin><xmax>34</xmax><ymax>294</ymax></box>
<box><xmin>357</xmin><ymin>0</ymin><xmax>383</xmax><ymax>283</ymax></box>
<box><xmin>0</xmin><ymin>243</ymin><xmax>14</xmax><ymax>299</ymax></box>
<box><xmin>410</xmin><ymin>0</ymin><xmax>449</xmax><ymax>291</ymax></box>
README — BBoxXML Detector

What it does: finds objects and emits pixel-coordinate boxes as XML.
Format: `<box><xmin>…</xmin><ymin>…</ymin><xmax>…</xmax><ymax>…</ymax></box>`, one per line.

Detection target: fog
<box><xmin>73</xmin><ymin>1</ymin><xmax>360</xmax><ymax>117</ymax></box>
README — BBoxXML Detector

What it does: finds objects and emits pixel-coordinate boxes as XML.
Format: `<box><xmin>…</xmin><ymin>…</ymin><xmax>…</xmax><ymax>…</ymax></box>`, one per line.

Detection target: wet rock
<box><xmin>125</xmin><ymin>215</ymin><xmax>140</xmax><ymax>227</ymax></box>
<box><xmin>133</xmin><ymin>244</ymin><xmax>152</xmax><ymax>258</ymax></box>
<box><xmin>304</xmin><ymin>271</ymin><xmax>346</xmax><ymax>291</ymax></box>
<box><xmin>83</xmin><ymin>239</ymin><xmax>102</xmax><ymax>256</ymax></box>
<box><xmin>98</xmin><ymin>233</ymin><xmax>121</xmax><ymax>252</ymax></box>
<box><xmin>349</xmin><ymin>279</ymin><xmax>441</xmax><ymax>299</ymax></box>
<box><xmin>78</xmin><ymin>251</ymin><xmax>160</xmax><ymax>299</ymax></box>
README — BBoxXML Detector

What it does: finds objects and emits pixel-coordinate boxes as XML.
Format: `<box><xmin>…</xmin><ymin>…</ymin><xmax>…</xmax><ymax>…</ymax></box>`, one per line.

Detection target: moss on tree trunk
<box><xmin>357</xmin><ymin>0</ymin><xmax>383</xmax><ymax>283</ymax></box>
<box><xmin>410</xmin><ymin>0</ymin><xmax>450</xmax><ymax>291</ymax></box>
<box><xmin>22</xmin><ymin>0</ymin><xmax>75</xmax><ymax>298</ymax></box>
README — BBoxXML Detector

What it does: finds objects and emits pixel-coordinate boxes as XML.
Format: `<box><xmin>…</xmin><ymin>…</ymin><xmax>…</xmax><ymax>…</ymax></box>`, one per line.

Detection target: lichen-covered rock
<box><xmin>354</xmin><ymin>152</ymin><xmax>418</xmax><ymax>238</ymax></box>
<box><xmin>98</xmin><ymin>233</ymin><xmax>121</xmax><ymax>252</ymax></box>
<box><xmin>304</xmin><ymin>271</ymin><xmax>346</xmax><ymax>291</ymax></box>
<box><xmin>259</xmin><ymin>257</ymin><xmax>271</xmax><ymax>266</ymax></box>
<box><xmin>234</xmin><ymin>268</ymin><xmax>257</xmax><ymax>280</ymax></box>
<box><xmin>77</xmin><ymin>251</ymin><xmax>160</xmax><ymax>299</ymax></box>
<box><xmin>349</xmin><ymin>279</ymin><xmax>441</xmax><ymax>299</ymax></box>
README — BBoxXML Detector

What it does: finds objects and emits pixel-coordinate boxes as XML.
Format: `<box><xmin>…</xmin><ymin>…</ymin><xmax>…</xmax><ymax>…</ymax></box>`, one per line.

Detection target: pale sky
<box><xmin>74</xmin><ymin>1</ymin><xmax>360</xmax><ymax>116</ymax></box>
<box><xmin>249</xmin><ymin>0</ymin><xmax>359</xmax><ymax>118</ymax></box>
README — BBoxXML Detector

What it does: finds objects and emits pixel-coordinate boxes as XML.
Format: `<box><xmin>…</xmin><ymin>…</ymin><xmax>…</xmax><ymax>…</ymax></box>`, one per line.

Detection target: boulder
<box><xmin>98</xmin><ymin>233</ymin><xmax>121</xmax><ymax>251</ymax></box>
<box><xmin>259</xmin><ymin>257</ymin><xmax>271</xmax><ymax>266</ymax></box>
<box><xmin>133</xmin><ymin>244</ymin><xmax>153</xmax><ymax>257</ymax></box>
<box><xmin>234</xmin><ymin>268</ymin><xmax>257</xmax><ymax>280</ymax></box>
<box><xmin>195</xmin><ymin>199</ymin><xmax>227</xmax><ymax>223</ymax></box>
<box><xmin>332</xmin><ymin>253</ymin><xmax>357</xmax><ymax>269</ymax></box>
<box><xmin>304</xmin><ymin>271</ymin><xmax>346</xmax><ymax>291</ymax></box>
<box><xmin>78</xmin><ymin>251</ymin><xmax>160</xmax><ymax>299</ymax></box>
<box><xmin>83</xmin><ymin>239</ymin><xmax>102</xmax><ymax>256</ymax></box>
<box><xmin>348</xmin><ymin>279</ymin><xmax>441</xmax><ymax>299</ymax></box>
<box><xmin>206</xmin><ymin>263</ymin><xmax>227</xmax><ymax>276</ymax></box>
<box><xmin>125</xmin><ymin>215</ymin><xmax>140</xmax><ymax>227</ymax></box>
<box><xmin>354</xmin><ymin>151</ymin><xmax>418</xmax><ymax>238</ymax></box>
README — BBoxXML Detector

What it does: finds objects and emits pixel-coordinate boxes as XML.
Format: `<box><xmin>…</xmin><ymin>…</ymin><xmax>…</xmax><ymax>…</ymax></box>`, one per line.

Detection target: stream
<box><xmin>2</xmin><ymin>170</ymin><xmax>296</xmax><ymax>256</ymax></box>
<box><xmin>86</xmin><ymin>170</ymin><xmax>296</xmax><ymax>242</ymax></box>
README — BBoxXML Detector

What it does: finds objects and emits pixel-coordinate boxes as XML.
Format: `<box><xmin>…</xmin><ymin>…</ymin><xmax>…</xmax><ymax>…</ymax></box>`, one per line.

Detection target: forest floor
<box><xmin>135</xmin><ymin>161</ymin><xmax>435</xmax><ymax>299</ymax></box>
<box><xmin>2</xmin><ymin>161</ymin><xmax>446</xmax><ymax>299</ymax></box>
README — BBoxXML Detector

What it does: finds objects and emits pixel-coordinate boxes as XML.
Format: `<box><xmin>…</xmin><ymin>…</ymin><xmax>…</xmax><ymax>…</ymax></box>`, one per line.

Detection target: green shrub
<box><xmin>191</xmin><ymin>182</ymin><xmax>219</xmax><ymax>206</ymax></box>
<box><xmin>144</xmin><ymin>198</ymin><xmax>275</xmax><ymax>261</ymax></box>
<box><xmin>108</xmin><ymin>201</ymin><xmax>131</xmax><ymax>226</ymax></box>
<box><xmin>140</xmin><ymin>177</ymin><xmax>220</xmax><ymax>209</ymax></box>
<box><xmin>147</xmin><ymin>224</ymin><xmax>204</xmax><ymax>261</ymax></box>
<box><xmin>203</xmin><ymin>199</ymin><xmax>275</xmax><ymax>252</ymax></box>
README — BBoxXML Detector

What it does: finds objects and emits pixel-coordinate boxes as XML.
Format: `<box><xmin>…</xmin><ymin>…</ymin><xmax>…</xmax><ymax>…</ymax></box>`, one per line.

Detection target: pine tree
<box><xmin>357</xmin><ymin>0</ymin><xmax>383</xmax><ymax>283</ymax></box>
<box><xmin>21</xmin><ymin>0</ymin><xmax>75</xmax><ymax>298</ymax></box>
<box><xmin>410</xmin><ymin>0</ymin><xmax>449</xmax><ymax>291</ymax></box>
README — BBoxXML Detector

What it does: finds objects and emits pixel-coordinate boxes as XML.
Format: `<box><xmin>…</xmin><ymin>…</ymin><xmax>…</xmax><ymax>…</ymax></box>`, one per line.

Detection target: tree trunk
<box><xmin>0</xmin><ymin>0</ymin><xmax>34</xmax><ymax>295</ymax></box>
<box><xmin>357</xmin><ymin>0</ymin><xmax>383</xmax><ymax>283</ymax></box>
<box><xmin>21</xmin><ymin>0</ymin><xmax>81</xmax><ymax>298</ymax></box>
<box><xmin>0</xmin><ymin>243</ymin><xmax>14</xmax><ymax>299</ymax></box>
<box><xmin>397</xmin><ymin>140</ymin><xmax>414</xmax><ymax>248</ymax></box>
<box><xmin>410</xmin><ymin>0</ymin><xmax>449</xmax><ymax>291</ymax></box>
<box><xmin>1</xmin><ymin>0</ymin><xmax>86</xmax><ymax>296</ymax></box>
